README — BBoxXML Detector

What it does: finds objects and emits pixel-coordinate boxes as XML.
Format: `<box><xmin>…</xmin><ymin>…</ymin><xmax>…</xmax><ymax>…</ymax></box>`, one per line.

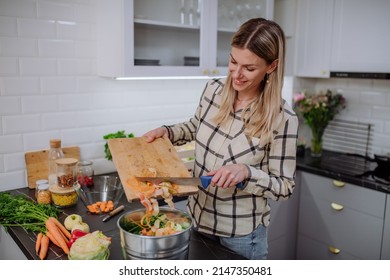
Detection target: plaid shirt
<box><xmin>166</xmin><ymin>78</ymin><xmax>298</xmax><ymax>237</ymax></box>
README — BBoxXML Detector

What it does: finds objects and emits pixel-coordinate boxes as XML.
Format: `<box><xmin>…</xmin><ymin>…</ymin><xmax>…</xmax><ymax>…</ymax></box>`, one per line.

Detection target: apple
<box><xmin>64</xmin><ymin>214</ymin><xmax>83</xmax><ymax>231</ymax></box>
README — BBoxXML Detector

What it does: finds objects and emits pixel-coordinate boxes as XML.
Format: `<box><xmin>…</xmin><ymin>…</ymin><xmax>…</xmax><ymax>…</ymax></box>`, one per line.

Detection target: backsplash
<box><xmin>1</xmin><ymin>0</ymin><xmax>389</xmax><ymax>191</ymax></box>
<box><xmin>294</xmin><ymin>77</ymin><xmax>390</xmax><ymax>157</ymax></box>
<box><xmin>0</xmin><ymin>0</ymin><xmax>208</xmax><ymax>191</ymax></box>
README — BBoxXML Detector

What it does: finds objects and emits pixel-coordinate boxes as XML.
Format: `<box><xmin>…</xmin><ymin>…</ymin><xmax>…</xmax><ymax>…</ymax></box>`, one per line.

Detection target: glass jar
<box><xmin>49</xmin><ymin>184</ymin><xmax>78</xmax><ymax>208</ymax></box>
<box><xmin>77</xmin><ymin>160</ymin><xmax>94</xmax><ymax>188</ymax></box>
<box><xmin>36</xmin><ymin>184</ymin><xmax>51</xmax><ymax>205</ymax></box>
<box><xmin>56</xmin><ymin>158</ymin><xmax>78</xmax><ymax>188</ymax></box>
<box><xmin>48</xmin><ymin>139</ymin><xmax>64</xmax><ymax>186</ymax></box>
<box><xmin>35</xmin><ymin>179</ymin><xmax>49</xmax><ymax>198</ymax></box>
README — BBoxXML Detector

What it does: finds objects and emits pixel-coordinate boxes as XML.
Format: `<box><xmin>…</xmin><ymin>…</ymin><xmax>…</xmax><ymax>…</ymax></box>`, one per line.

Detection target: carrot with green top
<box><xmin>48</xmin><ymin>217</ymin><xmax>71</xmax><ymax>239</ymax></box>
<box><xmin>39</xmin><ymin>235</ymin><xmax>50</xmax><ymax>260</ymax></box>
<box><xmin>35</xmin><ymin>232</ymin><xmax>43</xmax><ymax>255</ymax></box>
<box><xmin>45</xmin><ymin>218</ymin><xmax>69</xmax><ymax>254</ymax></box>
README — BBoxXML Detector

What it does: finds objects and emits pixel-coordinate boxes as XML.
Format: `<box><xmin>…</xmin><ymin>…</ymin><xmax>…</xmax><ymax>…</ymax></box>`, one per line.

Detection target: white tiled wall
<box><xmin>0</xmin><ymin>0</ymin><xmax>205</xmax><ymax>191</ymax></box>
<box><xmin>295</xmin><ymin>78</ymin><xmax>390</xmax><ymax>156</ymax></box>
<box><xmin>1</xmin><ymin>0</ymin><xmax>389</xmax><ymax>192</ymax></box>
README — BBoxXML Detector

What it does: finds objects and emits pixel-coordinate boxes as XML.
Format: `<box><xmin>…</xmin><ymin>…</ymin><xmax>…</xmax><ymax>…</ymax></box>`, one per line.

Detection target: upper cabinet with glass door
<box><xmin>97</xmin><ymin>0</ymin><xmax>274</xmax><ymax>79</ymax></box>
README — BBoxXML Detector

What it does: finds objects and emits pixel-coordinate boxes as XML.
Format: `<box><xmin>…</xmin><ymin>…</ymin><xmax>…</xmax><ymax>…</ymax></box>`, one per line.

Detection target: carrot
<box><xmin>36</xmin><ymin>232</ymin><xmax>43</xmax><ymax>255</ymax></box>
<box><xmin>46</xmin><ymin>231</ymin><xmax>60</xmax><ymax>248</ymax></box>
<box><xmin>45</xmin><ymin>219</ymin><xmax>69</xmax><ymax>254</ymax></box>
<box><xmin>39</xmin><ymin>235</ymin><xmax>50</xmax><ymax>260</ymax></box>
<box><xmin>48</xmin><ymin>217</ymin><xmax>71</xmax><ymax>239</ymax></box>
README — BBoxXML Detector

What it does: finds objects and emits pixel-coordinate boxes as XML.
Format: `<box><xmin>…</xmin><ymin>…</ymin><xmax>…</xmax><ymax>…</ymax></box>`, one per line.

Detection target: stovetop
<box><xmin>296</xmin><ymin>149</ymin><xmax>390</xmax><ymax>194</ymax></box>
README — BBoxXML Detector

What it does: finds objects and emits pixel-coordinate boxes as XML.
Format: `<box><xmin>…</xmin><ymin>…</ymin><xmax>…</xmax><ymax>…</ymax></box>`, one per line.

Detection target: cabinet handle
<box><xmin>212</xmin><ymin>69</ymin><xmax>219</xmax><ymax>75</ymax></box>
<box><xmin>331</xmin><ymin>202</ymin><xmax>344</xmax><ymax>211</ymax></box>
<box><xmin>332</xmin><ymin>180</ymin><xmax>345</xmax><ymax>188</ymax></box>
<box><xmin>328</xmin><ymin>246</ymin><xmax>341</xmax><ymax>254</ymax></box>
<box><xmin>202</xmin><ymin>69</ymin><xmax>209</xmax><ymax>75</ymax></box>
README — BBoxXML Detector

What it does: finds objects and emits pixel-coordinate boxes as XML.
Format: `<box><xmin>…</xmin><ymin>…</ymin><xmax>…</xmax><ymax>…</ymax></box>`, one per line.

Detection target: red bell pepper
<box><xmin>67</xmin><ymin>229</ymin><xmax>88</xmax><ymax>248</ymax></box>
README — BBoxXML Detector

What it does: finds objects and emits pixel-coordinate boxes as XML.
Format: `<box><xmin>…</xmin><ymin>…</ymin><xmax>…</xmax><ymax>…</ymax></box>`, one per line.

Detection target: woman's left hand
<box><xmin>207</xmin><ymin>164</ymin><xmax>249</xmax><ymax>189</ymax></box>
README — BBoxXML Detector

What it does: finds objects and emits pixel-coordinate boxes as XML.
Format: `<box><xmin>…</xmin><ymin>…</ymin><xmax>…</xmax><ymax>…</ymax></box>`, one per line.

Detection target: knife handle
<box><xmin>200</xmin><ymin>176</ymin><xmax>243</xmax><ymax>189</ymax></box>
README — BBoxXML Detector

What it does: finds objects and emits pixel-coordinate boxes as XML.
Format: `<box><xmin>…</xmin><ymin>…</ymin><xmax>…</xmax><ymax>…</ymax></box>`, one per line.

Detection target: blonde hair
<box><xmin>214</xmin><ymin>18</ymin><xmax>286</xmax><ymax>141</ymax></box>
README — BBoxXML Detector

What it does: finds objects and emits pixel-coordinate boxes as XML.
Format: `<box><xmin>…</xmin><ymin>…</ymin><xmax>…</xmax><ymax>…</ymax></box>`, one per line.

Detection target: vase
<box><xmin>310</xmin><ymin>127</ymin><xmax>325</xmax><ymax>157</ymax></box>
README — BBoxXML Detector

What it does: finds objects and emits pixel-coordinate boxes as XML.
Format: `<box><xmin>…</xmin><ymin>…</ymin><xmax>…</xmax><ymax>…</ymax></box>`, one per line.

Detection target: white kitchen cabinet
<box><xmin>267</xmin><ymin>170</ymin><xmax>300</xmax><ymax>259</ymax></box>
<box><xmin>295</xmin><ymin>0</ymin><xmax>390</xmax><ymax>78</ymax></box>
<box><xmin>330</xmin><ymin>0</ymin><xmax>390</xmax><ymax>73</ymax></box>
<box><xmin>296</xmin><ymin>172</ymin><xmax>386</xmax><ymax>260</ymax></box>
<box><xmin>0</xmin><ymin>226</ymin><xmax>27</xmax><ymax>260</ymax></box>
<box><xmin>97</xmin><ymin>0</ymin><xmax>274</xmax><ymax>79</ymax></box>
<box><xmin>381</xmin><ymin>194</ymin><xmax>390</xmax><ymax>260</ymax></box>
<box><xmin>294</xmin><ymin>0</ymin><xmax>334</xmax><ymax>78</ymax></box>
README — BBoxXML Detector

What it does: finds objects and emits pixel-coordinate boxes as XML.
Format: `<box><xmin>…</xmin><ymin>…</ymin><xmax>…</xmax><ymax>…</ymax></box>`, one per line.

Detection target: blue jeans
<box><xmin>198</xmin><ymin>224</ymin><xmax>268</xmax><ymax>260</ymax></box>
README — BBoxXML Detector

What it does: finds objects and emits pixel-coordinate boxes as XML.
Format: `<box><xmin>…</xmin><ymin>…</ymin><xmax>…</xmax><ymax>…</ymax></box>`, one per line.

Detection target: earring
<box><xmin>266</xmin><ymin>73</ymin><xmax>270</xmax><ymax>84</ymax></box>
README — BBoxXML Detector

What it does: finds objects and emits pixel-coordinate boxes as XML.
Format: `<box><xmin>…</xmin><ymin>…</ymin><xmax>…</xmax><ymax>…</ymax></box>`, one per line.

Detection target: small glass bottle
<box><xmin>48</xmin><ymin>139</ymin><xmax>64</xmax><ymax>186</ymax></box>
<box><xmin>77</xmin><ymin>160</ymin><xmax>94</xmax><ymax>188</ymax></box>
<box><xmin>36</xmin><ymin>184</ymin><xmax>51</xmax><ymax>205</ymax></box>
<box><xmin>56</xmin><ymin>158</ymin><xmax>78</xmax><ymax>188</ymax></box>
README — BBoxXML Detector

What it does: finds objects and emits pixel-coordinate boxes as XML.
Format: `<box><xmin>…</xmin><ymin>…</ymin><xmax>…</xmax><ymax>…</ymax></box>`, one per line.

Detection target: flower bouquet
<box><xmin>293</xmin><ymin>90</ymin><xmax>345</xmax><ymax>157</ymax></box>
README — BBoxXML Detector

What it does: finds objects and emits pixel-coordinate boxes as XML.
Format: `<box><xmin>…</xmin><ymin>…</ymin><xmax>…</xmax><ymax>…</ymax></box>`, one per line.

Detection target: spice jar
<box><xmin>56</xmin><ymin>158</ymin><xmax>78</xmax><ymax>188</ymax></box>
<box><xmin>36</xmin><ymin>184</ymin><xmax>51</xmax><ymax>205</ymax></box>
<box><xmin>35</xmin><ymin>179</ymin><xmax>49</xmax><ymax>198</ymax></box>
<box><xmin>77</xmin><ymin>160</ymin><xmax>94</xmax><ymax>188</ymax></box>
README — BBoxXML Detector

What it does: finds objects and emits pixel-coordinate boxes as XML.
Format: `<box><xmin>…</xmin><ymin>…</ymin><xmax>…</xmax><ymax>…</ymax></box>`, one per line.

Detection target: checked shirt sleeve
<box><xmin>242</xmin><ymin>107</ymin><xmax>299</xmax><ymax>201</ymax></box>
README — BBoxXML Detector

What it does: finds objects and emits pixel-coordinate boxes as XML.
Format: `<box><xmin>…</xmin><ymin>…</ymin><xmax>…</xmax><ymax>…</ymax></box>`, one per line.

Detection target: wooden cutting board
<box><xmin>25</xmin><ymin>146</ymin><xmax>80</xmax><ymax>189</ymax></box>
<box><xmin>108</xmin><ymin>137</ymin><xmax>198</xmax><ymax>201</ymax></box>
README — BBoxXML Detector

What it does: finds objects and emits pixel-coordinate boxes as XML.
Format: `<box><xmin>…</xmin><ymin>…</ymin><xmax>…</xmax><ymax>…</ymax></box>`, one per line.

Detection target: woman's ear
<box><xmin>267</xmin><ymin>59</ymin><xmax>279</xmax><ymax>74</ymax></box>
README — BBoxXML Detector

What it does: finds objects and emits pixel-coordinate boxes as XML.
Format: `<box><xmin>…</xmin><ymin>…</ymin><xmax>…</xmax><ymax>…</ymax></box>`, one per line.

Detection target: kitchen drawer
<box><xmin>301</xmin><ymin>172</ymin><xmax>386</xmax><ymax>218</ymax></box>
<box><xmin>298</xmin><ymin>194</ymin><xmax>383</xmax><ymax>259</ymax></box>
<box><xmin>297</xmin><ymin>235</ymin><xmax>359</xmax><ymax>260</ymax></box>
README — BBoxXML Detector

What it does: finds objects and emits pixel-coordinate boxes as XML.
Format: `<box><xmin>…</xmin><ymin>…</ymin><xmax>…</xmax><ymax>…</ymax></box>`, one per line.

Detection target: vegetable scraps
<box><xmin>103</xmin><ymin>130</ymin><xmax>134</xmax><ymax>160</ymax></box>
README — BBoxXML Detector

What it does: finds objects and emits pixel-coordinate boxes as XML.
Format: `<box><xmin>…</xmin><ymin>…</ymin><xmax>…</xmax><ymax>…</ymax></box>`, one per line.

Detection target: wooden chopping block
<box><xmin>108</xmin><ymin>137</ymin><xmax>198</xmax><ymax>201</ymax></box>
<box><xmin>25</xmin><ymin>146</ymin><xmax>80</xmax><ymax>189</ymax></box>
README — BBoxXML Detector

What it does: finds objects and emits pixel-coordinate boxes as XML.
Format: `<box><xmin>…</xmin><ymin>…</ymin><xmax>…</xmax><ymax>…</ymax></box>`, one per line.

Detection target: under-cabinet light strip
<box><xmin>114</xmin><ymin>76</ymin><xmax>226</xmax><ymax>81</ymax></box>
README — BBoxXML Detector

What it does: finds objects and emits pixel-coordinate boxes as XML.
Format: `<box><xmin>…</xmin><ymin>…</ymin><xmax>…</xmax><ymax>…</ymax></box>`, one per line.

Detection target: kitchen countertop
<box><xmin>3</xmin><ymin>186</ymin><xmax>245</xmax><ymax>260</ymax></box>
<box><xmin>296</xmin><ymin>148</ymin><xmax>390</xmax><ymax>194</ymax></box>
<box><xmin>3</xmin><ymin>149</ymin><xmax>389</xmax><ymax>260</ymax></box>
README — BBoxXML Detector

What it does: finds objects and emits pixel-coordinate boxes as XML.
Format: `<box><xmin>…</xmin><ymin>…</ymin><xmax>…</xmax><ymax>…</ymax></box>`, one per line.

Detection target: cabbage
<box><xmin>68</xmin><ymin>231</ymin><xmax>111</xmax><ymax>260</ymax></box>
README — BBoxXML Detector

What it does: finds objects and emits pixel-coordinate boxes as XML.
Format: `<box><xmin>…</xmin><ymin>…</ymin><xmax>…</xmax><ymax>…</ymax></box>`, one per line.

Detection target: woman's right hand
<box><xmin>143</xmin><ymin>127</ymin><xmax>168</xmax><ymax>143</ymax></box>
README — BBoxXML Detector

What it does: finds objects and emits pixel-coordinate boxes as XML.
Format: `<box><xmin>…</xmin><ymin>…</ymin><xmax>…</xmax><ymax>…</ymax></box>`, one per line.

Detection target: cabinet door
<box><xmin>97</xmin><ymin>0</ymin><xmax>206</xmax><ymax>78</ymax></box>
<box><xmin>215</xmin><ymin>0</ymin><xmax>274</xmax><ymax>76</ymax></box>
<box><xmin>331</xmin><ymin>0</ymin><xmax>390</xmax><ymax>73</ymax></box>
<box><xmin>267</xmin><ymin>170</ymin><xmax>300</xmax><ymax>260</ymax></box>
<box><xmin>97</xmin><ymin>0</ymin><xmax>274</xmax><ymax>78</ymax></box>
<box><xmin>297</xmin><ymin>172</ymin><xmax>385</xmax><ymax>260</ymax></box>
<box><xmin>382</xmin><ymin>194</ymin><xmax>390</xmax><ymax>260</ymax></box>
<box><xmin>294</xmin><ymin>0</ymin><xmax>334</xmax><ymax>78</ymax></box>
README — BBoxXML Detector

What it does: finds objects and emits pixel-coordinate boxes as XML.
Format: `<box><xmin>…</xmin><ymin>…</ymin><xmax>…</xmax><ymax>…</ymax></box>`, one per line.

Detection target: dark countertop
<box><xmin>296</xmin><ymin>148</ymin><xmax>390</xmax><ymax>194</ymax></box>
<box><xmin>4</xmin><ymin>149</ymin><xmax>389</xmax><ymax>260</ymax></box>
<box><xmin>4</xmin><ymin>187</ymin><xmax>245</xmax><ymax>260</ymax></box>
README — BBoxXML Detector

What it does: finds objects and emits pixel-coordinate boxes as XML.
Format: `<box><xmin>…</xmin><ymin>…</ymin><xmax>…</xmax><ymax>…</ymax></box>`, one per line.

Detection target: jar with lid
<box><xmin>48</xmin><ymin>139</ymin><xmax>64</xmax><ymax>186</ymax></box>
<box><xmin>35</xmin><ymin>179</ymin><xmax>48</xmax><ymax>198</ymax></box>
<box><xmin>56</xmin><ymin>158</ymin><xmax>78</xmax><ymax>188</ymax></box>
<box><xmin>77</xmin><ymin>160</ymin><xmax>94</xmax><ymax>188</ymax></box>
<box><xmin>36</xmin><ymin>184</ymin><xmax>51</xmax><ymax>205</ymax></box>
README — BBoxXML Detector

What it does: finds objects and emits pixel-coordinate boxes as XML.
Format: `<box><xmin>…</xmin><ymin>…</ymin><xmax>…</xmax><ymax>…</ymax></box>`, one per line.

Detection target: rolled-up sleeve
<box><xmin>242</xmin><ymin>110</ymin><xmax>299</xmax><ymax>201</ymax></box>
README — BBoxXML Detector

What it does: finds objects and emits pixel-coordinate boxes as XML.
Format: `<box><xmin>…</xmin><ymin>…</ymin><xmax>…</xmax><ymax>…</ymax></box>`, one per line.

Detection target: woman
<box><xmin>143</xmin><ymin>18</ymin><xmax>298</xmax><ymax>259</ymax></box>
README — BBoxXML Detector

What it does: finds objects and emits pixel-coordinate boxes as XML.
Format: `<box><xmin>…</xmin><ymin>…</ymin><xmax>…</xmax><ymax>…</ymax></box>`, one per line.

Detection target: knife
<box><xmin>135</xmin><ymin>175</ymin><xmax>243</xmax><ymax>189</ymax></box>
<box><xmin>102</xmin><ymin>204</ymin><xmax>125</xmax><ymax>222</ymax></box>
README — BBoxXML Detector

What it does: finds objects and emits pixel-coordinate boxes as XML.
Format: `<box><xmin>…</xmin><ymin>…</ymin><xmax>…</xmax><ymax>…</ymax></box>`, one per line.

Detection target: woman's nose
<box><xmin>231</xmin><ymin>66</ymin><xmax>242</xmax><ymax>78</ymax></box>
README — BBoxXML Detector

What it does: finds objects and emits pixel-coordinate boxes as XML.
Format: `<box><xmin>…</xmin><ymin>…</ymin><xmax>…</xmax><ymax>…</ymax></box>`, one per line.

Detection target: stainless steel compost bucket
<box><xmin>117</xmin><ymin>207</ymin><xmax>192</xmax><ymax>260</ymax></box>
